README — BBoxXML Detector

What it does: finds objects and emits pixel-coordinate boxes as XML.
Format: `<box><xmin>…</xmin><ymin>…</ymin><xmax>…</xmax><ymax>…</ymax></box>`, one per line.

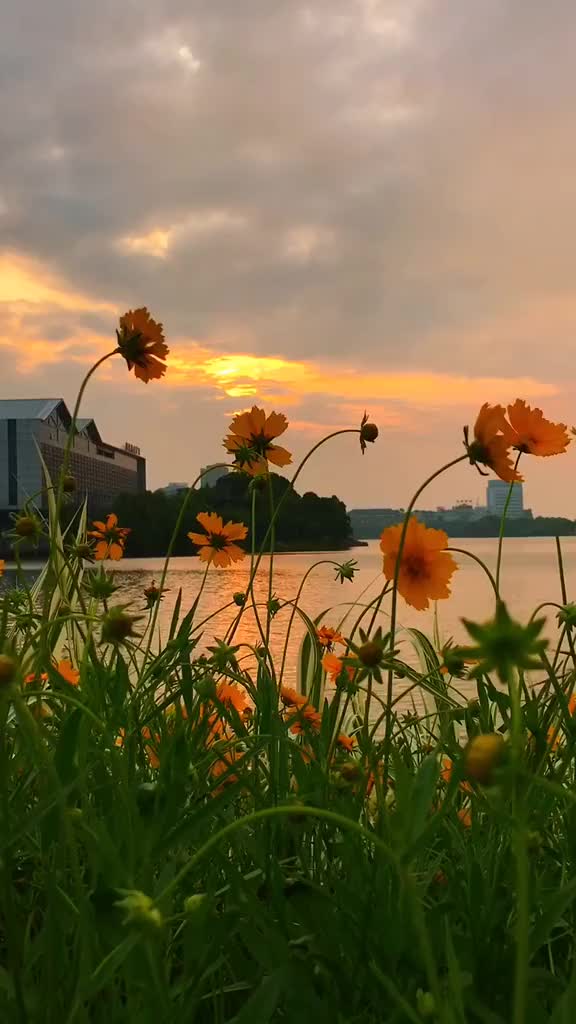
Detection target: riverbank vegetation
<box><xmin>2</xmin><ymin>311</ymin><xmax>576</xmax><ymax>1023</ymax></box>
<box><xmin>113</xmin><ymin>470</ymin><xmax>354</xmax><ymax>556</ymax></box>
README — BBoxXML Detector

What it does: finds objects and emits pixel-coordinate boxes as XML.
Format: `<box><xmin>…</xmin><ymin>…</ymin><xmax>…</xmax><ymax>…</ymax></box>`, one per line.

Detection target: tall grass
<box><xmin>1</xmin><ymin>339</ymin><xmax>575</xmax><ymax>1023</ymax></box>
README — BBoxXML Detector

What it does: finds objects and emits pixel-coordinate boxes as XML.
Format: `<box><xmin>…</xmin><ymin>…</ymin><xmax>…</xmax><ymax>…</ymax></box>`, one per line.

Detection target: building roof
<box><xmin>0</xmin><ymin>398</ymin><xmax>65</xmax><ymax>421</ymax></box>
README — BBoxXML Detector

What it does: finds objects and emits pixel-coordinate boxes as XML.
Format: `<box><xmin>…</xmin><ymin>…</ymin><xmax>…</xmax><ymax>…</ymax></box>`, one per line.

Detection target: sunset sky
<box><xmin>2</xmin><ymin>0</ymin><xmax>575</xmax><ymax>514</ymax></box>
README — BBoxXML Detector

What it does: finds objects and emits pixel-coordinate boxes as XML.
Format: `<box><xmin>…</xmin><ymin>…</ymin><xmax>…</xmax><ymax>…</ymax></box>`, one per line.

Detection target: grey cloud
<box><xmin>1</xmin><ymin>0</ymin><xmax>576</xmax><ymax>376</ymax></box>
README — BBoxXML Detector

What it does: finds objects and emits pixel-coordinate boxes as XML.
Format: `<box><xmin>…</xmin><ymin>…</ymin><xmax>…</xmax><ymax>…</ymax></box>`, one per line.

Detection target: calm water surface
<box><xmin>4</xmin><ymin>538</ymin><xmax>573</xmax><ymax>705</ymax></box>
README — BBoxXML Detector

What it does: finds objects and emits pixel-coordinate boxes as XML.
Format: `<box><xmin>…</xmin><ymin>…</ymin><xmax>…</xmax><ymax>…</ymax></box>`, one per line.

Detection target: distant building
<box><xmin>0</xmin><ymin>398</ymin><xmax>145</xmax><ymax>512</ymax></box>
<box><xmin>349</xmin><ymin>508</ymin><xmax>406</xmax><ymax>537</ymax></box>
<box><xmin>487</xmin><ymin>480</ymin><xmax>524</xmax><ymax>518</ymax></box>
<box><xmin>200</xmin><ymin>464</ymin><xmax>229</xmax><ymax>488</ymax></box>
<box><xmin>435</xmin><ymin>501</ymin><xmax>488</xmax><ymax>523</ymax></box>
<box><xmin>159</xmin><ymin>481</ymin><xmax>189</xmax><ymax>498</ymax></box>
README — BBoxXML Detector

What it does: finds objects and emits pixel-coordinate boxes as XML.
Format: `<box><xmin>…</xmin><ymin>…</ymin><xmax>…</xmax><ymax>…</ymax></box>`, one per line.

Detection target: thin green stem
<box><xmin>383</xmin><ymin>454</ymin><xmax>468</xmax><ymax>786</ymax></box>
<box><xmin>159</xmin><ymin>803</ymin><xmax>396</xmax><ymax>902</ymax></box>
<box><xmin>495</xmin><ymin>453</ymin><xmax>523</xmax><ymax>594</ymax></box>
<box><xmin>278</xmin><ymin>560</ymin><xmax>342</xmax><ymax>684</ymax></box>
<box><xmin>446</xmin><ymin>547</ymin><xmax>499</xmax><ymax>598</ymax></box>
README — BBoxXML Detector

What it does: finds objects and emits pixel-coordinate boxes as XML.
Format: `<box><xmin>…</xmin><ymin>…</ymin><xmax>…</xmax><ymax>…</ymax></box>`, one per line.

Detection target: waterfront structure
<box><xmin>0</xmin><ymin>398</ymin><xmax>145</xmax><ymax>513</ymax></box>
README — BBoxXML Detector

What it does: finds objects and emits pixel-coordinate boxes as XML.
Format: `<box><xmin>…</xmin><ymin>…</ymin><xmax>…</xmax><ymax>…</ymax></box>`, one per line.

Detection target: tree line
<box><xmin>111</xmin><ymin>473</ymin><xmax>354</xmax><ymax>557</ymax></box>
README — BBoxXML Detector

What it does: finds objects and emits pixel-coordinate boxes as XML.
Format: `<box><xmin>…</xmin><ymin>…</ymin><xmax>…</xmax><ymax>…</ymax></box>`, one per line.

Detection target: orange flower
<box><xmin>287</xmin><ymin>703</ymin><xmax>322</xmax><ymax>735</ymax></box>
<box><xmin>115</xmin><ymin>727</ymin><xmax>159</xmax><ymax>767</ymax></box>
<box><xmin>505</xmin><ymin>400</ymin><xmax>570</xmax><ymax>458</ymax></box>
<box><xmin>187</xmin><ymin>512</ymin><xmax>247</xmax><ymax>567</ymax></box>
<box><xmin>440</xmin><ymin>756</ymin><xmax>473</xmax><ymax>794</ymax></box>
<box><xmin>88</xmin><ymin>514</ymin><xmax>130</xmax><ymax>561</ymax></box>
<box><xmin>117</xmin><ymin>307</ymin><xmax>168</xmax><ymax>383</ymax></box>
<box><xmin>142</xmin><ymin>726</ymin><xmax>160</xmax><ymax>769</ymax></box>
<box><xmin>25</xmin><ymin>672</ymin><xmax>48</xmax><ymax>687</ymax></box>
<box><xmin>280</xmin><ymin>685</ymin><xmax>308</xmax><ymax>708</ymax></box>
<box><xmin>223</xmin><ymin>406</ymin><xmax>292</xmax><ymax>476</ymax></box>
<box><xmin>210</xmin><ymin>747</ymin><xmax>241</xmax><ymax>792</ymax></box>
<box><xmin>215</xmin><ymin>681</ymin><xmax>249</xmax><ymax>714</ymax></box>
<box><xmin>322</xmin><ymin>652</ymin><xmax>355</xmax><ymax>685</ymax></box>
<box><xmin>0</xmin><ymin>560</ymin><xmax>4</xmax><ymax>577</ymax></box>
<box><xmin>547</xmin><ymin>692</ymin><xmax>576</xmax><ymax>751</ymax></box>
<box><xmin>380</xmin><ymin>517</ymin><xmax>458</xmax><ymax>611</ymax></box>
<box><xmin>316</xmin><ymin>625</ymin><xmax>345</xmax><ymax>649</ymax></box>
<box><xmin>337</xmin><ymin>733</ymin><xmax>356</xmax><ymax>752</ymax></box>
<box><xmin>465</xmin><ymin>404</ymin><xmax>522</xmax><ymax>483</ymax></box>
<box><xmin>55</xmin><ymin>660</ymin><xmax>80</xmax><ymax>687</ymax></box>
<box><xmin>457</xmin><ymin>807</ymin><xmax>472</xmax><ymax>828</ymax></box>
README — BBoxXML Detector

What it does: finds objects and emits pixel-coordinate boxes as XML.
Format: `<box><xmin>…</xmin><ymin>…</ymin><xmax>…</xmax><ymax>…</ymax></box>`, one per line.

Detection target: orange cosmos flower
<box><xmin>117</xmin><ymin>307</ymin><xmax>168</xmax><ymax>383</ymax></box>
<box><xmin>380</xmin><ymin>517</ymin><xmax>458</xmax><ymax>611</ymax></box>
<box><xmin>188</xmin><ymin>512</ymin><xmax>247</xmax><ymax>567</ymax></box>
<box><xmin>505</xmin><ymin>400</ymin><xmax>570</xmax><ymax>458</ymax></box>
<box><xmin>457</xmin><ymin>807</ymin><xmax>472</xmax><ymax>828</ymax></box>
<box><xmin>141</xmin><ymin>726</ymin><xmax>160</xmax><ymax>769</ymax></box>
<box><xmin>223</xmin><ymin>406</ymin><xmax>292</xmax><ymax>476</ymax></box>
<box><xmin>440</xmin><ymin>756</ymin><xmax>473</xmax><ymax>794</ymax></box>
<box><xmin>280</xmin><ymin>685</ymin><xmax>308</xmax><ymax>708</ymax></box>
<box><xmin>210</xmin><ymin>747</ymin><xmax>242</xmax><ymax>793</ymax></box>
<box><xmin>337</xmin><ymin>733</ymin><xmax>356</xmax><ymax>752</ymax></box>
<box><xmin>115</xmin><ymin>727</ymin><xmax>160</xmax><ymax>767</ymax></box>
<box><xmin>55</xmin><ymin>660</ymin><xmax>80</xmax><ymax>687</ymax></box>
<box><xmin>287</xmin><ymin>703</ymin><xmax>322</xmax><ymax>735</ymax></box>
<box><xmin>206</xmin><ymin>681</ymin><xmax>251</xmax><ymax>739</ymax></box>
<box><xmin>0</xmin><ymin>560</ymin><xmax>4</xmax><ymax>577</ymax></box>
<box><xmin>88</xmin><ymin>514</ymin><xmax>130</xmax><ymax>561</ymax></box>
<box><xmin>465</xmin><ymin>403</ymin><xmax>522</xmax><ymax>483</ymax></box>
<box><xmin>322</xmin><ymin>652</ymin><xmax>355</xmax><ymax>685</ymax></box>
<box><xmin>316</xmin><ymin>625</ymin><xmax>346</xmax><ymax>649</ymax></box>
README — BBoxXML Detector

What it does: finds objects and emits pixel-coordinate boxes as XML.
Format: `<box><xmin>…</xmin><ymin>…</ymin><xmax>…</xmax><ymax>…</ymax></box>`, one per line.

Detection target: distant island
<box><xmin>349</xmin><ymin>508</ymin><xmax>576</xmax><ymax>539</ymax></box>
<box><xmin>113</xmin><ymin>472</ymin><xmax>356</xmax><ymax>557</ymax></box>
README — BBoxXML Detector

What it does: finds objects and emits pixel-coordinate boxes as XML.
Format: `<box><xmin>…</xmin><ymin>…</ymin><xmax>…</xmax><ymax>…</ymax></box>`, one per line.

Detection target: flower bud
<box><xmin>233</xmin><ymin>591</ymin><xmax>246</xmax><ymax>607</ymax></box>
<box><xmin>62</xmin><ymin>475</ymin><xmax>76</xmax><ymax>494</ymax></box>
<box><xmin>115</xmin><ymin>890</ymin><xmax>163</xmax><ymax>933</ymax></box>
<box><xmin>358</xmin><ymin>640</ymin><xmax>382</xmax><ymax>668</ymax></box>
<box><xmin>14</xmin><ymin>515</ymin><xmax>38</xmax><ymax>538</ymax></box>
<box><xmin>464</xmin><ymin>733</ymin><xmax>506</xmax><ymax>785</ymax></box>
<box><xmin>416</xmin><ymin>989</ymin><xmax>436</xmax><ymax>1018</ymax></box>
<box><xmin>101</xmin><ymin>608</ymin><xmax>138</xmax><ymax>645</ymax></box>
<box><xmin>183</xmin><ymin>893</ymin><xmax>207</xmax><ymax>915</ymax></box>
<box><xmin>360</xmin><ymin>422</ymin><xmax>378</xmax><ymax>444</ymax></box>
<box><xmin>0</xmin><ymin>654</ymin><xmax>17</xmax><ymax>688</ymax></box>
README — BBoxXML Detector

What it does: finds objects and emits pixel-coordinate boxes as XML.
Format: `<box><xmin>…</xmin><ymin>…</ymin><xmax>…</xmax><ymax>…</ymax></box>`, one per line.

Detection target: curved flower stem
<box><xmin>382</xmin><ymin>454</ymin><xmax>468</xmax><ymax>786</ymax></box>
<box><xmin>159</xmin><ymin>803</ymin><xmax>397</xmax><ymax>902</ymax></box>
<box><xmin>138</xmin><ymin>463</ymin><xmax>230</xmax><ymax>670</ymax></box>
<box><xmin>494</xmin><ymin>452</ymin><xmax>523</xmax><ymax>594</ymax></box>
<box><xmin>278</xmin><ymin>560</ymin><xmax>342</xmax><ymax>684</ymax></box>
<box><xmin>265</xmin><ymin>475</ymin><xmax>276</xmax><ymax>647</ymax></box>
<box><xmin>446</xmin><ymin>547</ymin><xmax>499</xmax><ymax>599</ymax></box>
<box><xmin>341</xmin><ymin>583</ymin><xmax>392</xmax><ymax>648</ymax></box>
<box><xmin>554</xmin><ymin>536</ymin><xmax>576</xmax><ymax>667</ymax></box>
<box><xmin>225</xmin><ymin>428</ymin><xmax>363</xmax><ymax>647</ymax></box>
<box><xmin>51</xmin><ymin>350</ymin><xmax>119</xmax><ymax>546</ymax></box>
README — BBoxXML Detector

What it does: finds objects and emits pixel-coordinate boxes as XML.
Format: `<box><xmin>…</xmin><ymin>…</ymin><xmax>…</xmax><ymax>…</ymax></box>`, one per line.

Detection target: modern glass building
<box><xmin>486</xmin><ymin>479</ymin><xmax>524</xmax><ymax>518</ymax></box>
<box><xmin>0</xmin><ymin>398</ymin><xmax>146</xmax><ymax>513</ymax></box>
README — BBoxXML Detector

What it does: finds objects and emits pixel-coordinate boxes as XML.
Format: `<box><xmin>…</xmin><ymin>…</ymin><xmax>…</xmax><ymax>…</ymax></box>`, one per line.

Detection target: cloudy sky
<box><xmin>1</xmin><ymin>0</ymin><xmax>575</xmax><ymax>514</ymax></box>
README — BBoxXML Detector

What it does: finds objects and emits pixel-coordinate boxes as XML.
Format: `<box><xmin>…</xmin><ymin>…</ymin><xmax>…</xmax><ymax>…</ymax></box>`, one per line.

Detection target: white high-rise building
<box><xmin>487</xmin><ymin>480</ymin><xmax>524</xmax><ymax>518</ymax></box>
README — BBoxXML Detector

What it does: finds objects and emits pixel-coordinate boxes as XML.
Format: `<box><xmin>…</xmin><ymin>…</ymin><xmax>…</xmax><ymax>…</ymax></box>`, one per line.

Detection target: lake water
<box><xmin>4</xmin><ymin>538</ymin><xmax>573</xmax><ymax>708</ymax></box>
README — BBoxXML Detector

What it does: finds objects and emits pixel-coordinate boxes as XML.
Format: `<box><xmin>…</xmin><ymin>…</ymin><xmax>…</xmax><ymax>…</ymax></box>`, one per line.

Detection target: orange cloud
<box><xmin>168</xmin><ymin>345</ymin><xmax>557</xmax><ymax>408</ymax></box>
<box><xmin>0</xmin><ymin>252</ymin><xmax>115</xmax><ymax>312</ymax></box>
<box><xmin>0</xmin><ymin>250</ymin><xmax>561</xmax><ymax>417</ymax></box>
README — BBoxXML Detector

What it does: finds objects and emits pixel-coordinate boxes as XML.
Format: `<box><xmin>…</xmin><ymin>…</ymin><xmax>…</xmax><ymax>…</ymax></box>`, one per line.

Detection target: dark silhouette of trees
<box><xmin>110</xmin><ymin>473</ymin><xmax>354</xmax><ymax>557</ymax></box>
